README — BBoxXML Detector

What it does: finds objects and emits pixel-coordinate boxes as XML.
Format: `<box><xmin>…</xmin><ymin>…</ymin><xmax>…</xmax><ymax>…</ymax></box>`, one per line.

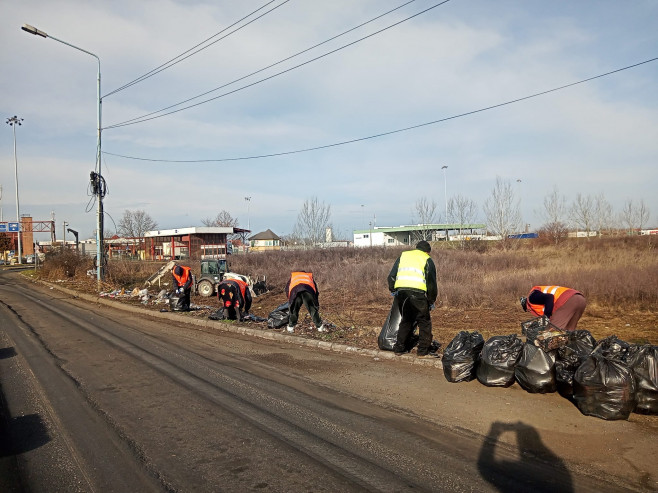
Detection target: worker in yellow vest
<box><xmin>520</xmin><ymin>285</ymin><xmax>586</xmax><ymax>330</ymax></box>
<box><xmin>387</xmin><ymin>241</ymin><xmax>438</xmax><ymax>357</ymax></box>
<box><xmin>285</xmin><ymin>271</ymin><xmax>324</xmax><ymax>333</ymax></box>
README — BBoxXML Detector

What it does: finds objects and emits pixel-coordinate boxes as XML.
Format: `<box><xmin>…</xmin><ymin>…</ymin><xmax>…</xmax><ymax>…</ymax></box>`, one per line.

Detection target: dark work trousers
<box><xmin>551</xmin><ymin>293</ymin><xmax>587</xmax><ymax>331</ymax></box>
<box><xmin>289</xmin><ymin>291</ymin><xmax>322</xmax><ymax>327</ymax></box>
<box><xmin>393</xmin><ymin>290</ymin><xmax>432</xmax><ymax>354</ymax></box>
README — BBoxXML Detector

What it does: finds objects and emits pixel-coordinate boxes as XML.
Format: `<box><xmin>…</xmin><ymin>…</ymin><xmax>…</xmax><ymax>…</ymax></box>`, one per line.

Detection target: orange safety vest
<box><xmin>219</xmin><ymin>279</ymin><xmax>248</xmax><ymax>307</ymax></box>
<box><xmin>527</xmin><ymin>285</ymin><xmax>575</xmax><ymax>316</ymax></box>
<box><xmin>233</xmin><ymin>279</ymin><xmax>248</xmax><ymax>301</ymax></box>
<box><xmin>172</xmin><ymin>266</ymin><xmax>192</xmax><ymax>287</ymax></box>
<box><xmin>288</xmin><ymin>271</ymin><xmax>316</xmax><ymax>296</ymax></box>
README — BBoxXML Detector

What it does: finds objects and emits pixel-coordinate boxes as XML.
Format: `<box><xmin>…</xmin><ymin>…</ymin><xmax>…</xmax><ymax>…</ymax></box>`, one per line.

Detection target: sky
<box><xmin>1</xmin><ymin>0</ymin><xmax>657</xmax><ymax>242</ymax></box>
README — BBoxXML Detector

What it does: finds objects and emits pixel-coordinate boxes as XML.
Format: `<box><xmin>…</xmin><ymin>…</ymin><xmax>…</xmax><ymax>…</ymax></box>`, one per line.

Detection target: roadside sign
<box><xmin>8</xmin><ymin>222</ymin><xmax>19</xmax><ymax>232</ymax></box>
<box><xmin>0</xmin><ymin>224</ymin><xmax>6</xmax><ymax>232</ymax></box>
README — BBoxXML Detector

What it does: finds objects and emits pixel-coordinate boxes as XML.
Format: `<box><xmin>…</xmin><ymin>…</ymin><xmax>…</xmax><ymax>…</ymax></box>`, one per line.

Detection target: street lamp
<box><xmin>244</xmin><ymin>196</ymin><xmax>251</xmax><ymax>230</ymax></box>
<box><xmin>22</xmin><ymin>23</ymin><xmax>104</xmax><ymax>284</ymax></box>
<box><xmin>516</xmin><ymin>179</ymin><xmax>523</xmax><ymax>231</ymax></box>
<box><xmin>441</xmin><ymin>165</ymin><xmax>448</xmax><ymax>224</ymax></box>
<box><xmin>6</xmin><ymin>116</ymin><xmax>23</xmax><ymax>264</ymax></box>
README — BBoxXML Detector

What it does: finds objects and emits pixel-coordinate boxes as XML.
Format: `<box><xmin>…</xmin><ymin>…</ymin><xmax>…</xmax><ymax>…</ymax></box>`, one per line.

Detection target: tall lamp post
<box><xmin>22</xmin><ymin>24</ymin><xmax>104</xmax><ymax>284</ymax></box>
<box><xmin>6</xmin><ymin>116</ymin><xmax>23</xmax><ymax>264</ymax></box>
<box><xmin>244</xmin><ymin>196</ymin><xmax>251</xmax><ymax>230</ymax></box>
<box><xmin>441</xmin><ymin>165</ymin><xmax>448</xmax><ymax>224</ymax></box>
<box><xmin>516</xmin><ymin>179</ymin><xmax>523</xmax><ymax>232</ymax></box>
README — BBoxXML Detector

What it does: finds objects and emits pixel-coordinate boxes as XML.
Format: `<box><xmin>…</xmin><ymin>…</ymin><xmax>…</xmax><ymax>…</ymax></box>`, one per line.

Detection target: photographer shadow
<box><xmin>477</xmin><ymin>421</ymin><xmax>573</xmax><ymax>493</ymax></box>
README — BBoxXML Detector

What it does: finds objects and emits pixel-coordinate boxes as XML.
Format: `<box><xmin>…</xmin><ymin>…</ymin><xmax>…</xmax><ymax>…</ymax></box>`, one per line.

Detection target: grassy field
<box><xmin>35</xmin><ymin>236</ymin><xmax>658</xmax><ymax>348</ymax></box>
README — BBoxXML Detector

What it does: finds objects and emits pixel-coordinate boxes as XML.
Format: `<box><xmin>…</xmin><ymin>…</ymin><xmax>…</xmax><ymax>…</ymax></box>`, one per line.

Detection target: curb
<box><xmin>39</xmin><ymin>280</ymin><xmax>443</xmax><ymax>369</ymax></box>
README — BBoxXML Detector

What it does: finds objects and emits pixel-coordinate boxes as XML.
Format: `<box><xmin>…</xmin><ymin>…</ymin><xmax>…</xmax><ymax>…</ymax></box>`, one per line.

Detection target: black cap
<box><xmin>174</xmin><ymin>265</ymin><xmax>183</xmax><ymax>276</ymax></box>
<box><xmin>416</xmin><ymin>240</ymin><xmax>431</xmax><ymax>253</ymax></box>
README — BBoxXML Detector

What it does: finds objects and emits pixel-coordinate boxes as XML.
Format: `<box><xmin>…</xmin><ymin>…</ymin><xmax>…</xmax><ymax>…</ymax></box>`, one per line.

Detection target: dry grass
<box><xmin>35</xmin><ymin>236</ymin><xmax>658</xmax><ymax>346</ymax></box>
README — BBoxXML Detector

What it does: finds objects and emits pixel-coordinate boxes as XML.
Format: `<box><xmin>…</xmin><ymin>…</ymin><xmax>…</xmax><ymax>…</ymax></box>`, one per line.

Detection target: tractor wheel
<box><xmin>197</xmin><ymin>280</ymin><xmax>214</xmax><ymax>297</ymax></box>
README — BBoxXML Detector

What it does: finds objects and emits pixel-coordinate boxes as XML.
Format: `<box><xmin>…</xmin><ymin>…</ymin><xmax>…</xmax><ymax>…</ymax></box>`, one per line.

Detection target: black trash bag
<box><xmin>592</xmin><ymin>335</ymin><xmax>630</xmax><ymax>362</ymax></box>
<box><xmin>626</xmin><ymin>345</ymin><xmax>658</xmax><ymax>415</ymax></box>
<box><xmin>243</xmin><ymin>314</ymin><xmax>267</xmax><ymax>323</ymax></box>
<box><xmin>168</xmin><ymin>290</ymin><xmax>190</xmax><ymax>312</ymax></box>
<box><xmin>555</xmin><ymin>330</ymin><xmax>597</xmax><ymax>397</ymax></box>
<box><xmin>514</xmin><ymin>343</ymin><xmax>557</xmax><ymax>394</ymax></box>
<box><xmin>573</xmin><ymin>355</ymin><xmax>637</xmax><ymax>420</ymax></box>
<box><xmin>267</xmin><ymin>302</ymin><xmax>290</xmax><ymax>329</ymax></box>
<box><xmin>476</xmin><ymin>334</ymin><xmax>524</xmax><ymax>387</ymax></box>
<box><xmin>208</xmin><ymin>308</ymin><xmax>226</xmax><ymax>321</ymax></box>
<box><xmin>442</xmin><ymin>331</ymin><xmax>485</xmax><ymax>383</ymax></box>
<box><xmin>377</xmin><ymin>296</ymin><xmax>418</xmax><ymax>352</ymax></box>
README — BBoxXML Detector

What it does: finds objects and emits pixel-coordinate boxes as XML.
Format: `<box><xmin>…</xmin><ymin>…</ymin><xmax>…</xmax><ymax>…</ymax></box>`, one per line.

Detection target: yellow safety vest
<box><xmin>394</xmin><ymin>250</ymin><xmax>429</xmax><ymax>291</ymax></box>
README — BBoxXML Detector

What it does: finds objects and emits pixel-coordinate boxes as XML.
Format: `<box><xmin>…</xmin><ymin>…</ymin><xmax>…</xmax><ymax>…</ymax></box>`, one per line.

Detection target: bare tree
<box><xmin>447</xmin><ymin>195</ymin><xmax>478</xmax><ymax>247</ymax></box>
<box><xmin>620</xmin><ymin>199</ymin><xmax>651</xmax><ymax>234</ymax></box>
<box><xmin>637</xmin><ymin>199</ymin><xmax>651</xmax><ymax>231</ymax></box>
<box><xmin>593</xmin><ymin>193</ymin><xmax>614</xmax><ymax>238</ymax></box>
<box><xmin>413</xmin><ymin>197</ymin><xmax>438</xmax><ymax>241</ymax></box>
<box><xmin>483</xmin><ymin>177</ymin><xmax>521</xmax><ymax>247</ymax></box>
<box><xmin>539</xmin><ymin>187</ymin><xmax>568</xmax><ymax>244</ymax></box>
<box><xmin>201</xmin><ymin>210</ymin><xmax>239</xmax><ymax>227</ymax></box>
<box><xmin>117</xmin><ymin>210</ymin><xmax>157</xmax><ymax>238</ymax></box>
<box><xmin>293</xmin><ymin>197</ymin><xmax>332</xmax><ymax>247</ymax></box>
<box><xmin>620</xmin><ymin>199</ymin><xmax>638</xmax><ymax>234</ymax></box>
<box><xmin>570</xmin><ymin>193</ymin><xmax>595</xmax><ymax>238</ymax></box>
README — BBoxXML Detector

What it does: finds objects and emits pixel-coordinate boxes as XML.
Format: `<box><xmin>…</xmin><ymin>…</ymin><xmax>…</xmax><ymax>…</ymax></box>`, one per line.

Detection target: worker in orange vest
<box><xmin>172</xmin><ymin>264</ymin><xmax>193</xmax><ymax>311</ymax></box>
<box><xmin>520</xmin><ymin>285</ymin><xmax>586</xmax><ymax>330</ymax></box>
<box><xmin>217</xmin><ymin>278</ymin><xmax>252</xmax><ymax>321</ymax></box>
<box><xmin>285</xmin><ymin>271</ymin><xmax>324</xmax><ymax>333</ymax></box>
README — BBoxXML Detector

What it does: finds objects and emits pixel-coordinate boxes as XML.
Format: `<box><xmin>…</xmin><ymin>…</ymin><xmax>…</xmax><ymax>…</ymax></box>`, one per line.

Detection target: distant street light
<box><xmin>441</xmin><ymin>165</ymin><xmax>448</xmax><ymax>223</ymax></box>
<box><xmin>517</xmin><ymin>179</ymin><xmax>523</xmax><ymax>231</ymax></box>
<box><xmin>6</xmin><ymin>116</ymin><xmax>23</xmax><ymax>264</ymax></box>
<box><xmin>244</xmin><ymin>196</ymin><xmax>252</xmax><ymax>230</ymax></box>
<box><xmin>22</xmin><ymin>23</ymin><xmax>104</xmax><ymax>284</ymax></box>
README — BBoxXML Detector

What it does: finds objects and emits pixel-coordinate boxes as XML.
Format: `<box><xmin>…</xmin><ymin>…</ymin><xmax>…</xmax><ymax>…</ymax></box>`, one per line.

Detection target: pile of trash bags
<box><xmin>440</xmin><ymin>318</ymin><xmax>658</xmax><ymax>421</ymax></box>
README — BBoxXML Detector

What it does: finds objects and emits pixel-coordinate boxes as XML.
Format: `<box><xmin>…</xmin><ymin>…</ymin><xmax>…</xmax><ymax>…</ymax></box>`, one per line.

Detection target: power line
<box><xmin>105</xmin><ymin>0</ymin><xmax>418</xmax><ymax>125</ymax></box>
<box><xmin>104</xmin><ymin>0</ymin><xmax>452</xmax><ymax>129</ymax></box>
<box><xmin>101</xmin><ymin>56</ymin><xmax>658</xmax><ymax>163</ymax></box>
<box><xmin>103</xmin><ymin>0</ymin><xmax>288</xmax><ymax>98</ymax></box>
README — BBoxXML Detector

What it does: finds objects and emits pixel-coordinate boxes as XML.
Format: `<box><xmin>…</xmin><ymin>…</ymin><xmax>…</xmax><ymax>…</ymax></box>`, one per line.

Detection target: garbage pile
<box><xmin>439</xmin><ymin>317</ymin><xmax>658</xmax><ymax>421</ymax></box>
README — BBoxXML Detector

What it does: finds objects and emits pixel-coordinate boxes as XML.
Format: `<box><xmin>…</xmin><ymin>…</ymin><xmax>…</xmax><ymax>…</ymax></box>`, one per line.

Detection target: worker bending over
<box><xmin>172</xmin><ymin>264</ymin><xmax>193</xmax><ymax>311</ymax></box>
<box><xmin>285</xmin><ymin>271</ymin><xmax>324</xmax><ymax>333</ymax></box>
<box><xmin>217</xmin><ymin>278</ymin><xmax>252</xmax><ymax>321</ymax></box>
<box><xmin>520</xmin><ymin>285</ymin><xmax>586</xmax><ymax>331</ymax></box>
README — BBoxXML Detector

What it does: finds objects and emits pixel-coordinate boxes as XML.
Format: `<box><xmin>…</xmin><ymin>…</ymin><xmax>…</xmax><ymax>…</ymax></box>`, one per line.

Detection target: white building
<box><xmin>353</xmin><ymin>223</ymin><xmax>486</xmax><ymax>248</ymax></box>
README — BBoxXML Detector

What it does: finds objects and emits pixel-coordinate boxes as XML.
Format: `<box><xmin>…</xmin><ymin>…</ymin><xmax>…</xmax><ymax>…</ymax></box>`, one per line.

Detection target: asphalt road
<box><xmin>0</xmin><ymin>270</ymin><xmax>646</xmax><ymax>492</ymax></box>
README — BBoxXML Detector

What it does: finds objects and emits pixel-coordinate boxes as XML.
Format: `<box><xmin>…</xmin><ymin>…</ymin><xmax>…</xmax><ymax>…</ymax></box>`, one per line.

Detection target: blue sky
<box><xmin>1</xmin><ymin>0</ymin><xmax>657</xmax><ymax>241</ymax></box>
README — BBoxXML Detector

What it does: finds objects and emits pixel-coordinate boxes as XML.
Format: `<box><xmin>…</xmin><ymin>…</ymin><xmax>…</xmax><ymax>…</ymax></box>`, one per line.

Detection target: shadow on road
<box><xmin>477</xmin><ymin>420</ymin><xmax>574</xmax><ymax>493</ymax></box>
<box><xmin>0</xmin><ymin>412</ymin><xmax>51</xmax><ymax>457</ymax></box>
<box><xmin>0</xmin><ymin>347</ymin><xmax>18</xmax><ymax>360</ymax></box>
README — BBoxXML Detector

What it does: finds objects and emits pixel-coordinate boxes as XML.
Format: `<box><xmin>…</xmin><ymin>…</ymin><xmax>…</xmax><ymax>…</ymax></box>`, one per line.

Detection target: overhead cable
<box><xmin>105</xmin><ymin>0</ymin><xmax>418</xmax><ymax>125</ymax></box>
<box><xmin>103</xmin><ymin>0</ymin><xmax>288</xmax><ymax>98</ymax></box>
<box><xmin>104</xmin><ymin>0</ymin><xmax>452</xmax><ymax>129</ymax></box>
<box><xmin>101</xmin><ymin>56</ymin><xmax>658</xmax><ymax>163</ymax></box>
